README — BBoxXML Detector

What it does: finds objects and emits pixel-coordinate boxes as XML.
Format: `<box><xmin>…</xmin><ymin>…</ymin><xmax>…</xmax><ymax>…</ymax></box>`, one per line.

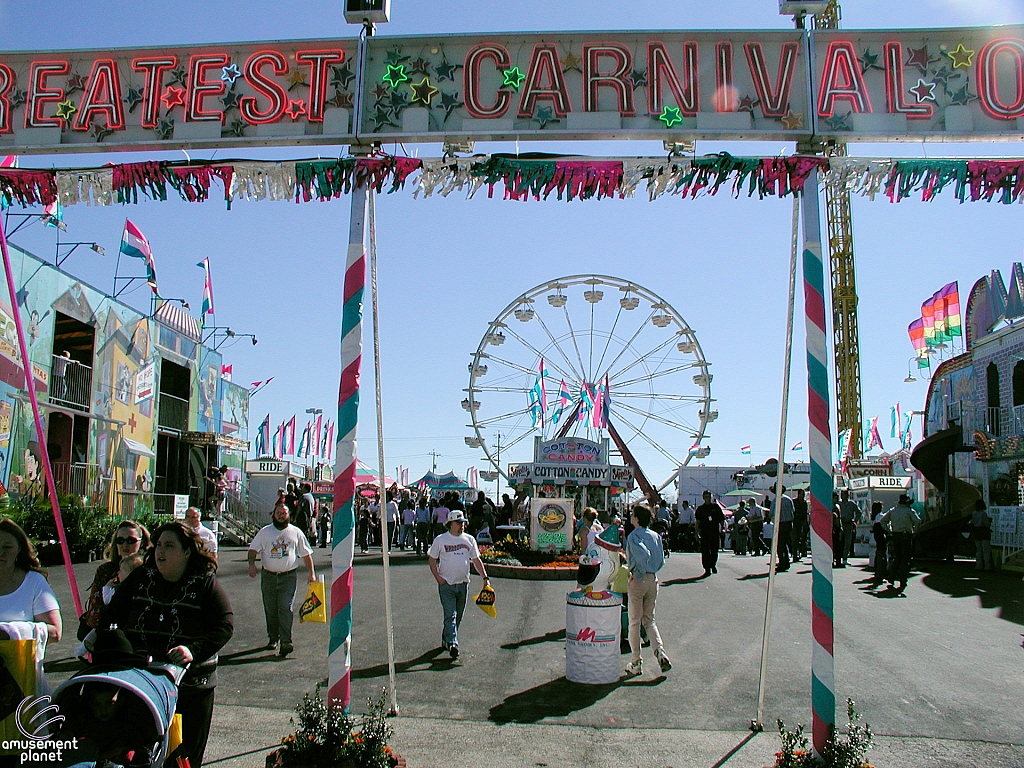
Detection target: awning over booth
<box><xmin>121</xmin><ymin>437</ymin><xmax>156</xmax><ymax>458</ymax></box>
<box><xmin>413</xmin><ymin>471</ymin><xmax>470</xmax><ymax>491</ymax></box>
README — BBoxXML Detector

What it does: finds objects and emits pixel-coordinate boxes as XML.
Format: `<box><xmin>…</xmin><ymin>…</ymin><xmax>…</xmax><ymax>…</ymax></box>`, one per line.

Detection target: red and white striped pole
<box><xmin>801</xmin><ymin>168</ymin><xmax>836</xmax><ymax>754</ymax></box>
<box><xmin>328</xmin><ymin>182</ymin><xmax>368</xmax><ymax>709</ymax></box>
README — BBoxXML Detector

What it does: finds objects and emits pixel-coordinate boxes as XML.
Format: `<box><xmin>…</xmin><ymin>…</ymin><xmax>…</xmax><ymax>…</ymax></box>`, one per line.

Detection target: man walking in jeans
<box><xmin>427</xmin><ymin>509</ymin><xmax>490</xmax><ymax>659</ymax></box>
<box><xmin>248</xmin><ymin>502</ymin><xmax>315</xmax><ymax>657</ymax></box>
<box><xmin>624</xmin><ymin>504</ymin><xmax>671</xmax><ymax>677</ymax></box>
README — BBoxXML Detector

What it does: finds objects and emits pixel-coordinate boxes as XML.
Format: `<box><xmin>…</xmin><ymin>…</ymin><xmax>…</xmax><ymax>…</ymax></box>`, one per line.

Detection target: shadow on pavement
<box><xmin>220</xmin><ymin>647</ymin><xmax>287</xmax><ymax>666</ymax></box>
<box><xmin>352</xmin><ymin>646</ymin><xmax>454</xmax><ymax>679</ymax></box>
<box><xmin>920</xmin><ymin>562</ymin><xmax>1024</xmax><ymax>625</ymax></box>
<box><xmin>661</xmin><ymin>575</ymin><xmax>710</xmax><ymax>586</ymax></box>
<box><xmin>44</xmin><ymin>654</ymin><xmax>85</xmax><ymax>674</ymax></box>
<box><xmin>738</xmin><ymin>572</ymin><xmax>769</xmax><ymax>580</ymax></box>
<box><xmin>501</xmin><ymin>628</ymin><xmax>566</xmax><ymax>650</ymax></box>
<box><xmin>489</xmin><ymin>675</ymin><xmax>663</xmax><ymax>724</ymax></box>
<box><xmin>709</xmin><ymin>730</ymin><xmax>759</xmax><ymax>768</ymax></box>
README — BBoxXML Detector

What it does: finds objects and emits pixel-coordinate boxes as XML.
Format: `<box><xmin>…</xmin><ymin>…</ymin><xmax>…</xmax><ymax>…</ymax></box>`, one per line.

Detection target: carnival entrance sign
<box><xmin>4</xmin><ymin>21</ymin><xmax>1024</xmax><ymax>756</ymax></box>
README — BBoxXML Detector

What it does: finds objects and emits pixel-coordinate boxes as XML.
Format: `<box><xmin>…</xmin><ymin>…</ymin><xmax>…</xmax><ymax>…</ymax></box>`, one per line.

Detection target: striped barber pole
<box><xmin>800</xmin><ymin>169</ymin><xmax>835</xmax><ymax>754</ymax></box>
<box><xmin>329</xmin><ymin>184</ymin><xmax>368</xmax><ymax>709</ymax></box>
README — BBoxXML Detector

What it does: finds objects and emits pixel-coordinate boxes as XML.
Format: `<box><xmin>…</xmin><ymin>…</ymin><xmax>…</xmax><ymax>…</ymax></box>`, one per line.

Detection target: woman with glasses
<box><xmin>78</xmin><ymin>520</ymin><xmax>151</xmax><ymax>639</ymax></box>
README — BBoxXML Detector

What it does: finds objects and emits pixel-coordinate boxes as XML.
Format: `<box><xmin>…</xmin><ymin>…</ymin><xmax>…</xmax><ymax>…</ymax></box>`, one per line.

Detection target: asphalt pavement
<box><xmin>43</xmin><ymin>544</ymin><xmax>1024</xmax><ymax>767</ymax></box>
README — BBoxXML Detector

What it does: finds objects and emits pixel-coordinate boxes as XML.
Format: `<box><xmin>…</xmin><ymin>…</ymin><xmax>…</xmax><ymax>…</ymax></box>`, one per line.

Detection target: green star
<box><xmin>55</xmin><ymin>99</ymin><xmax>77</xmax><ymax>121</ymax></box>
<box><xmin>825</xmin><ymin>112</ymin><xmax>852</xmax><ymax>131</ymax></box>
<box><xmin>858</xmin><ymin>48</ymin><xmax>882</xmax><ymax>74</ymax></box>
<box><xmin>156</xmin><ymin>118</ymin><xmax>174</xmax><ymax>140</ymax></box>
<box><xmin>533</xmin><ymin>106</ymin><xmax>559</xmax><ymax>129</ymax></box>
<box><xmin>383</xmin><ymin>48</ymin><xmax>409</xmax><ymax>67</ymax></box>
<box><xmin>226</xmin><ymin>118</ymin><xmax>246</xmax><ymax>138</ymax></box>
<box><xmin>502</xmin><ymin>66</ymin><xmax>526</xmax><ymax>90</ymax></box>
<box><xmin>658</xmin><ymin>105</ymin><xmax>682</xmax><ymax>128</ymax></box>
<box><xmin>382</xmin><ymin>64</ymin><xmax>408</xmax><ymax>89</ymax></box>
<box><xmin>124</xmin><ymin>87</ymin><xmax>144</xmax><ymax>112</ymax></box>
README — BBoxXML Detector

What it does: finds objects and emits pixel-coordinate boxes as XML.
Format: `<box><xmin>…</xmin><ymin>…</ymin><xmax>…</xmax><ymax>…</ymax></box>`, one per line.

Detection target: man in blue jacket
<box><xmin>624</xmin><ymin>504</ymin><xmax>672</xmax><ymax>677</ymax></box>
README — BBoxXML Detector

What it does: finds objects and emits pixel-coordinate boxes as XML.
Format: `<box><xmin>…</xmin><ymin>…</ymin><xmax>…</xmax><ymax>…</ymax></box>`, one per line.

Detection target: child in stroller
<box><xmin>52</xmin><ymin>629</ymin><xmax>183</xmax><ymax>767</ymax></box>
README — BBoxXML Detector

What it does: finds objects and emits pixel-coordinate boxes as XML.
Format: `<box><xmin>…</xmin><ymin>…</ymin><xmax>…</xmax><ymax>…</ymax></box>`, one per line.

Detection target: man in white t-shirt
<box><xmin>247</xmin><ymin>502</ymin><xmax>315</xmax><ymax>657</ymax></box>
<box><xmin>427</xmin><ymin>509</ymin><xmax>489</xmax><ymax>660</ymax></box>
<box><xmin>185</xmin><ymin>507</ymin><xmax>218</xmax><ymax>555</ymax></box>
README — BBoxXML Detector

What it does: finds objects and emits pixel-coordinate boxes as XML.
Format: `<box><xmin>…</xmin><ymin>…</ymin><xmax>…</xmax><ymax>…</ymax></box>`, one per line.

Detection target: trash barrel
<box><xmin>565</xmin><ymin>590</ymin><xmax>622</xmax><ymax>684</ymax></box>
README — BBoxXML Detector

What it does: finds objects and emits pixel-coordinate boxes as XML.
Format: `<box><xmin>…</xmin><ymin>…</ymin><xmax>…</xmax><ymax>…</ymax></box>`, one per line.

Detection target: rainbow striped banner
<box><xmin>329</xmin><ymin>185</ymin><xmax>368</xmax><ymax>709</ymax></box>
<box><xmin>800</xmin><ymin>170</ymin><xmax>835</xmax><ymax>755</ymax></box>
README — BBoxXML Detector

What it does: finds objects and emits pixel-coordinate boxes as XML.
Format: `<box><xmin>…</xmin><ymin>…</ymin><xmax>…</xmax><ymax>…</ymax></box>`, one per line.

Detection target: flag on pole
<box><xmin>271</xmin><ymin>425</ymin><xmax>281</xmax><ymax>458</ymax></box>
<box><xmin>197</xmin><ymin>258</ymin><xmax>215</xmax><ymax>321</ymax></box>
<box><xmin>836</xmin><ymin>428</ymin><xmax>851</xmax><ymax>467</ymax></box>
<box><xmin>298</xmin><ymin>422</ymin><xmax>310</xmax><ymax>458</ymax></box>
<box><xmin>286</xmin><ymin>416</ymin><xmax>296</xmax><ymax>456</ymax></box>
<box><xmin>600</xmin><ymin>375</ymin><xmax>610</xmax><ymax>428</ymax></box>
<box><xmin>313</xmin><ymin>413</ymin><xmax>323</xmax><ymax>457</ymax></box>
<box><xmin>921</xmin><ymin>295</ymin><xmax>936</xmax><ymax>347</ymax></box>
<box><xmin>578</xmin><ymin>383</ymin><xmax>595</xmax><ymax>422</ymax></box>
<box><xmin>220</xmin><ymin>364</ymin><xmax>232</xmax><ymax>381</ymax></box>
<box><xmin>120</xmin><ymin>219</ymin><xmax>159</xmax><ymax>294</ymax></box>
<box><xmin>552</xmin><ymin>380</ymin><xmax>571</xmax><ymax>424</ymax></box>
<box><xmin>326</xmin><ymin>421</ymin><xmax>335</xmax><ymax>461</ymax></box>
<box><xmin>250</xmin><ymin>377</ymin><xmax>275</xmax><ymax>390</ymax></box>
<box><xmin>256</xmin><ymin>414</ymin><xmax>270</xmax><ymax>456</ymax></box>
<box><xmin>43</xmin><ymin>200</ymin><xmax>64</xmax><ymax>229</ymax></box>
<box><xmin>908</xmin><ymin>319</ymin><xmax>929</xmax><ymax>368</ymax></box>
<box><xmin>740</xmin><ymin>445</ymin><xmax>751</xmax><ymax>455</ymax></box>
<box><xmin>866</xmin><ymin>416</ymin><xmax>884</xmax><ymax>452</ymax></box>
<box><xmin>903</xmin><ymin>413</ymin><xmax>913</xmax><ymax>449</ymax></box>
<box><xmin>938</xmin><ymin>281</ymin><xmax>962</xmax><ymax>338</ymax></box>
<box><xmin>790</xmin><ymin>441</ymin><xmax>803</xmax><ymax>451</ymax></box>
<box><xmin>688</xmin><ymin>444</ymin><xmax>701</xmax><ymax>456</ymax></box>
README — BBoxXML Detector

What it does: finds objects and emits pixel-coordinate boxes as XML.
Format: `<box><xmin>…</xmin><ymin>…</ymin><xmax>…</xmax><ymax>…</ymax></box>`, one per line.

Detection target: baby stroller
<box><xmin>52</xmin><ymin>630</ymin><xmax>183</xmax><ymax>767</ymax></box>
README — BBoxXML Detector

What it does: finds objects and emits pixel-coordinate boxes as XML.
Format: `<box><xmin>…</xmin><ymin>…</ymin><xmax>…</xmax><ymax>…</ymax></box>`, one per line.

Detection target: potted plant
<box><xmin>770</xmin><ymin>699</ymin><xmax>874</xmax><ymax>768</ymax></box>
<box><xmin>267</xmin><ymin>685</ymin><xmax>404</xmax><ymax>768</ymax></box>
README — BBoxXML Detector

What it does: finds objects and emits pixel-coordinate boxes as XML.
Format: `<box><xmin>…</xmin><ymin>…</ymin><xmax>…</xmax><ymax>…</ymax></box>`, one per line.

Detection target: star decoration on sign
<box><xmin>285</xmin><ymin>99</ymin><xmax>306</xmax><ymax>120</ymax></box>
<box><xmin>858</xmin><ymin>48</ymin><xmax>883</xmax><ymax>74</ymax></box>
<box><xmin>905</xmin><ymin>45</ymin><xmax>933</xmax><ymax>74</ymax></box>
<box><xmin>948</xmin><ymin>81</ymin><xmax>977</xmax><ymax>106</ymax></box>
<box><xmin>658</xmin><ymin>105</ymin><xmax>682</xmax><ymax>128</ymax></box>
<box><xmin>909</xmin><ymin>79</ymin><xmax>936</xmax><ymax>103</ymax></box>
<box><xmin>388</xmin><ymin>88</ymin><xmax>409</xmax><ymax>110</ymax></box>
<box><xmin>55</xmin><ymin>99</ymin><xmax>77</xmax><ymax>121</ymax></box>
<box><xmin>931</xmin><ymin>65</ymin><xmax>956</xmax><ymax>87</ymax></box>
<box><xmin>91</xmin><ymin>122</ymin><xmax>114</xmax><ymax>142</ymax></box>
<box><xmin>533</xmin><ymin>106</ymin><xmax>560</xmax><ymax>129</ymax></box>
<box><xmin>434</xmin><ymin>61</ymin><xmax>461</xmax><ymax>82</ymax></box>
<box><xmin>287</xmin><ymin>69</ymin><xmax>308</xmax><ymax>91</ymax></box>
<box><xmin>221</xmin><ymin>89</ymin><xmax>241</xmax><ymax>111</ymax></box>
<box><xmin>780</xmin><ymin>109</ymin><xmax>805</xmax><ymax>130</ymax></box>
<box><xmin>438</xmin><ymin>90</ymin><xmax>462</xmax><ymax>121</ymax></box>
<box><xmin>226</xmin><ymin>118</ymin><xmax>246</xmax><ymax>137</ymax></box>
<box><xmin>66</xmin><ymin>72</ymin><xmax>88</xmax><ymax>94</ymax></box>
<box><xmin>630</xmin><ymin>69</ymin><xmax>648</xmax><ymax>88</ymax></box>
<box><xmin>947</xmin><ymin>43</ymin><xmax>975</xmax><ymax>69</ymax></box>
<box><xmin>825</xmin><ymin>111</ymin><xmax>852</xmax><ymax>131</ymax></box>
<box><xmin>410</xmin><ymin>77</ymin><xmax>439</xmax><ymax>107</ymax></box>
<box><xmin>370</xmin><ymin>105</ymin><xmax>397</xmax><ymax>130</ymax></box>
<box><xmin>161</xmin><ymin>86</ymin><xmax>186</xmax><ymax>109</ymax></box>
<box><xmin>168</xmin><ymin>66</ymin><xmax>188</xmax><ymax>87</ymax></box>
<box><xmin>327</xmin><ymin>90</ymin><xmax>353</xmax><ymax>109</ymax></box>
<box><xmin>737</xmin><ymin>94</ymin><xmax>759</xmax><ymax>114</ymax></box>
<box><xmin>409</xmin><ymin>57</ymin><xmax>431</xmax><ymax>76</ymax></box>
<box><xmin>8</xmin><ymin>89</ymin><xmax>25</xmax><ymax>109</ymax></box>
<box><xmin>221</xmin><ymin>63</ymin><xmax>242</xmax><ymax>85</ymax></box>
<box><xmin>331</xmin><ymin>63</ymin><xmax>355</xmax><ymax>90</ymax></box>
<box><xmin>382</xmin><ymin>64</ymin><xmax>408</xmax><ymax>89</ymax></box>
<box><xmin>371</xmin><ymin>83</ymin><xmax>390</xmax><ymax>101</ymax></box>
<box><xmin>156</xmin><ymin>118</ymin><xmax>174</xmax><ymax>140</ymax></box>
<box><xmin>124</xmin><ymin>87</ymin><xmax>144</xmax><ymax>112</ymax></box>
<box><xmin>383</xmin><ymin>48</ymin><xmax>409</xmax><ymax>67</ymax></box>
<box><xmin>502</xmin><ymin>66</ymin><xmax>526</xmax><ymax>90</ymax></box>
<box><xmin>561</xmin><ymin>49</ymin><xmax>581</xmax><ymax>73</ymax></box>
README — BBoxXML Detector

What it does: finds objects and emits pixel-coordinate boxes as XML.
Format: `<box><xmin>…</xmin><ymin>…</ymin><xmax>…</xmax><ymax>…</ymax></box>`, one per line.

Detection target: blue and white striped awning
<box><xmin>154</xmin><ymin>301</ymin><xmax>201</xmax><ymax>341</ymax></box>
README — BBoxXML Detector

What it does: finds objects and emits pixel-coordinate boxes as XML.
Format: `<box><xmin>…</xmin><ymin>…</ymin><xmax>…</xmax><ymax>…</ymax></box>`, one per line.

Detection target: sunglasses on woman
<box><xmin>115</xmin><ymin>537</ymin><xmax>139</xmax><ymax>546</ymax></box>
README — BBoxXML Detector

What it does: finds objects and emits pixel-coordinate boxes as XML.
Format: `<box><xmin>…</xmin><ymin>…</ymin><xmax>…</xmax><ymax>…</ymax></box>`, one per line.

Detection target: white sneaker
<box><xmin>657</xmin><ymin>652</ymin><xmax>672</xmax><ymax>672</ymax></box>
<box><xmin>624</xmin><ymin>659</ymin><xmax>643</xmax><ymax>676</ymax></box>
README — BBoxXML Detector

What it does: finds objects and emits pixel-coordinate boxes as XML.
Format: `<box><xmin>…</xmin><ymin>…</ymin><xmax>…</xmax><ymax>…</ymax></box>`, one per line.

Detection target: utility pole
<box><xmin>428</xmin><ymin>450</ymin><xmax>441</xmax><ymax>473</ymax></box>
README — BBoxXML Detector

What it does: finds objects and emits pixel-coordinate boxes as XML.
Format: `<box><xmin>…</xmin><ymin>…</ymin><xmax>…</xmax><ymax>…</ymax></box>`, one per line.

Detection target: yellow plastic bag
<box><xmin>610</xmin><ymin>564</ymin><xmax>630</xmax><ymax>594</ymax></box>
<box><xmin>299</xmin><ymin>576</ymin><xmax>327</xmax><ymax>623</ymax></box>
<box><xmin>167</xmin><ymin>713</ymin><xmax>183</xmax><ymax>755</ymax></box>
<box><xmin>475</xmin><ymin>584</ymin><xmax>496</xmax><ymax>618</ymax></box>
<box><xmin>0</xmin><ymin>639</ymin><xmax>36</xmax><ymax>741</ymax></box>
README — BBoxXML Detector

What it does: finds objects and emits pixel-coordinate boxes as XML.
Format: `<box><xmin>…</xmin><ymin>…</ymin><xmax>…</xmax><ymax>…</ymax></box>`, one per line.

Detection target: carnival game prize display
<box><xmin>566</xmin><ymin>525</ymin><xmax>625</xmax><ymax>685</ymax></box>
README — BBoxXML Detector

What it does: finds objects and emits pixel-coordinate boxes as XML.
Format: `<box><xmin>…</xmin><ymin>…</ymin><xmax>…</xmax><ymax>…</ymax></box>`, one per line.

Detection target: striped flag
<box><xmin>298</xmin><ymin>422</ymin><xmax>310</xmax><ymax>458</ymax></box>
<box><xmin>197</xmin><ymin>258</ymin><xmax>215</xmax><ymax>320</ymax></box>
<box><xmin>313</xmin><ymin>413</ymin><xmax>323</xmax><ymax>458</ymax></box>
<box><xmin>120</xmin><ymin>219</ymin><xmax>158</xmax><ymax>294</ymax></box>
<box><xmin>908</xmin><ymin>319</ymin><xmax>929</xmax><ymax>368</ymax></box>
<box><xmin>286</xmin><ymin>416</ymin><xmax>296</xmax><ymax>455</ymax></box>
<box><xmin>255</xmin><ymin>414</ymin><xmax>270</xmax><ymax>456</ymax></box>
<box><xmin>688</xmin><ymin>444</ymin><xmax>701</xmax><ymax>455</ymax></box>
<box><xmin>790</xmin><ymin>441</ymin><xmax>803</xmax><ymax>451</ymax></box>
<box><xmin>271</xmin><ymin>425</ymin><xmax>281</xmax><ymax>458</ymax></box>
<box><xmin>552</xmin><ymin>380</ymin><xmax>571</xmax><ymax>424</ymax></box>
<box><xmin>220</xmin><ymin>364</ymin><xmax>232</xmax><ymax>380</ymax></box>
<box><xmin>740</xmin><ymin>445</ymin><xmax>751</xmax><ymax>455</ymax></box>
<box><xmin>866</xmin><ymin>416</ymin><xmax>884</xmax><ymax>451</ymax></box>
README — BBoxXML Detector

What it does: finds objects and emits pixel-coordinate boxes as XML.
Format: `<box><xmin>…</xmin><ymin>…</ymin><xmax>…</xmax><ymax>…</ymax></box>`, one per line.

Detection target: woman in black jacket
<box><xmin>104</xmin><ymin>521</ymin><xmax>234</xmax><ymax>768</ymax></box>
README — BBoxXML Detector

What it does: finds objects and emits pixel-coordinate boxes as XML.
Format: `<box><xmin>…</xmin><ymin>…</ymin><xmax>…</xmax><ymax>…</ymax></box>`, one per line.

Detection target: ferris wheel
<box><xmin>464</xmin><ymin>275</ymin><xmax>715</xmax><ymax>497</ymax></box>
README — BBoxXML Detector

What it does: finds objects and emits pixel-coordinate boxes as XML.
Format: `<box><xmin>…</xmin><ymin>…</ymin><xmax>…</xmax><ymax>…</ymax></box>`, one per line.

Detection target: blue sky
<box><xmin>4</xmin><ymin>1</ymin><xmax>1024</xmax><ymax>496</ymax></box>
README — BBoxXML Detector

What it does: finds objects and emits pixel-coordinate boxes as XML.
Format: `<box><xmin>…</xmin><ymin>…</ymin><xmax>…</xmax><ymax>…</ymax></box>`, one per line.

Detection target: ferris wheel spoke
<box><xmin>483</xmin><ymin>353</ymin><xmax>544</xmax><ymax>378</ymax></box>
<box><xmin>474</xmin><ymin>406</ymin><xmax>534</xmax><ymax>428</ymax></box>
<box><xmin>614</xmin><ymin>362</ymin><xmax>708</xmax><ymax>390</ymax></box>
<box><xmin>594</xmin><ymin>302</ymin><xmax>626</xmax><ymax>381</ymax></box>
<box><xmin>560</xmin><ymin>305</ymin><xmax>589</xmax><ymax>380</ymax></box>
<box><xmin>600</xmin><ymin>308</ymin><xmax>658</xmax><ymax>378</ymax></box>
<box><xmin>605</xmin><ymin>334</ymin><xmax>679</xmax><ymax>384</ymax></box>
<box><xmin>612</xmin><ymin>391</ymin><xmax>711</xmax><ymax>402</ymax></box>
<box><xmin>470</xmin><ymin>385</ymin><xmax>534</xmax><ymax>394</ymax></box>
<box><xmin>588</xmin><ymin>301</ymin><xmax>596</xmax><ymax>381</ymax></box>
<box><xmin>500</xmin><ymin>324</ymin><xmax>579</xmax><ymax>384</ymax></box>
<box><xmin>611</xmin><ymin>400</ymin><xmax>699</xmax><ymax>434</ymax></box>
<box><xmin>528</xmin><ymin>311</ymin><xmax>584</xmax><ymax>382</ymax></box>
<box><xmin>493</xmin><ymin>428</ymin><xmax>537</xmax><ymax>453</ymax></box>
<box><xmin>609</xmin><ymin>409</ymin><xmax>686</xmax><ymax>468</ymax></box>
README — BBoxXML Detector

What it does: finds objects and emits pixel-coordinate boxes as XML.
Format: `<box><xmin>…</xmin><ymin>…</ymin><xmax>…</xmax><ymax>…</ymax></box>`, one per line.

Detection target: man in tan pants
<box><xmin>624</xmin><ymin>504</ymin><xmax>671</xmax><ymax>677</ymax></box>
